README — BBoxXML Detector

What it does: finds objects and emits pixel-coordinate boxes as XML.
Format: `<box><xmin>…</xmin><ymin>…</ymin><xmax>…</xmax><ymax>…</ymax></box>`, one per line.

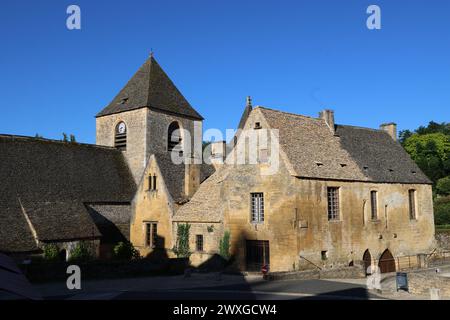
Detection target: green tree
<box><xmin>69</xmin><ymin>242</ymin><xmax>93</xmax><ymax>263</ymax></box>
<box><xmin>173</xmin><ymin>223</ymin><xmax>191</xmax><ymax>258</ymax></box>
<box><xmin>70</xmin><ymin>134</ymin><xmax>76</xmax><ymax>143</ymax></box>
<box><xmin>62</xmin><ymin>133</ymin><xmax>69</xmax><ymax>142</ymax></box>
<box><xmin>403</xmin><ymin>133</ymin><xmax>450</xmax><ymax>184</ymax></box>
<box><xmin>437</xmin><ymin>176</ymin><xmax>450</xmax><ymax>196</ymax></box>
<box><xmin>113</xmin><ymin>241</ymin><xmax>141</xmax><ymax>260</ymax></box>
<box><xmin>43</xmin><ymin>243</ymin><xmax>60</xmax><ymax>262</ymax></box>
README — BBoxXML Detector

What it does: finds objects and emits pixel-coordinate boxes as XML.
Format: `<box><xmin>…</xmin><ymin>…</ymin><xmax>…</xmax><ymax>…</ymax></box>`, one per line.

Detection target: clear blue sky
<box><xmin>1</xmin><ymin>0</ymin><xmax>449</xmax><ymax>144</ymax></box>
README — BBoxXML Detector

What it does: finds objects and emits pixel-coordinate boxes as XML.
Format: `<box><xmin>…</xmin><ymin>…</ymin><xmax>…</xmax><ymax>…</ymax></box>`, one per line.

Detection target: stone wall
<box><xmin>264</xmin><ymin>265</ymin><xmax>365</xmax><ymax>281</ymax></box>
<box><xmin>436</xmin><ymin>231</ymin><xmax>450</xmax><ymax>249</ymax></box>
<box><xmin>407</xmin><ymin>272</ymin><xmax>450</xmax><ymax>297</ymax></box>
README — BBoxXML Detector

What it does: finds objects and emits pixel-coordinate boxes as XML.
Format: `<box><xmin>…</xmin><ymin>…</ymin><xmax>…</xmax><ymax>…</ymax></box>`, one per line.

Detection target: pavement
<box><xmin>27</xmin><ymin>273</ymin><xmax>388</xmax><ymax>300</ymax></box>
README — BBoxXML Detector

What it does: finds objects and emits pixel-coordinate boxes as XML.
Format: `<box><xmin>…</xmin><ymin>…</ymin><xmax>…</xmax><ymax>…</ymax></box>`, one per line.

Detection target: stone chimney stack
<box><xmin>185</xmin><ymin>157</ymin><xmax>201</xmax><ymax>198</ymax></box>
<box><xmin>210</xmin><ymin>141</ymin><xmax>226</xmax><ymax>168</ymax></box>
<box><xmin>319</xmin><ymin>109</ymin><xmax>335</xmax><ymax>134</ymax></box>
<box><xmin>380</xmin><ymin>123</ymin><xmax>397</xmax><ymax>141</ymax></box>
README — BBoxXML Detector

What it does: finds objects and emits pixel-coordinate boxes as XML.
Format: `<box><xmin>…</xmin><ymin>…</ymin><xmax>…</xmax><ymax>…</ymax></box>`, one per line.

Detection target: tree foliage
<box><xmin>43</xmin><ymin>243</ymin><xmax>60</xmax><ymax>262</ymax></box>
<box><xmin>401</xmin><ymin>122</ymin><xmax>450</xmax><ymax>186</ymax></box>
<box><xmin>113</xmin><ymin>241</ymin><xmax>141</xmax><ymax>260</ymax></box>
<box><xmin>68</xmin><ymin>242</ymin><xmax>93</xmax><ymax>263</ymax></box>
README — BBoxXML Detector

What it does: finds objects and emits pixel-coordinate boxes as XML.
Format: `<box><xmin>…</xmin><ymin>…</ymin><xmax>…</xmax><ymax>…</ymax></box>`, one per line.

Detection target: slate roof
<box><xmin>258</xmin><ymin>107</ymin><xmax>431</xmax><ymax>184</ymax></box>
<box><xmin>86</xmin><ymin>203</ymin><xmax>131</xmax><ymax>243</ymax></box>
<box><xmin>173</xmin><ymin>166</ymin><xmax>230</xmax><ymax>222</ymax></box>
<box><xmin>153</xmin><ymin>153</ymin><xmax>216</xmax><ymax>204</ymax></box>
<box><xmin>96</xmin><ymin>56</ymin><xmax>203</xmax><ymax>120</ymax></box>
<box><xmin>0</xmin><ymin>135</ymin><xmax>136</xmax><ymax>253</ymax></box>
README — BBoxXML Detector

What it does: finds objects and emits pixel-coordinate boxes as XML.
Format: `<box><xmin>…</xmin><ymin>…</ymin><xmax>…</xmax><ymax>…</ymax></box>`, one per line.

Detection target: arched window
<box><xmin>115</xmin><ymin>121</ymin><xmax>127</xmax><ymax>151</ymax></box>
<box><xmin>167</xmin><ymin>121</ymin><xmax>182</xmax><ymax>151</ymax></box>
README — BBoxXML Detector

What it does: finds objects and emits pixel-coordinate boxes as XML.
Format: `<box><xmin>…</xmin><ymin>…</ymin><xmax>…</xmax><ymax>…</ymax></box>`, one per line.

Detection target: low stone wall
<box><xmin>264</xmin><ymin>265</ymin><xmax>365</xmax><ymax>281</ymax></box>
<box><xmin>436</xmin><ymin>231</ymin><xmax>450</xmax><ymax>250</ymax></box>
<box><xmin>407</xmin><ymin>271</ymin><xmax>450</xmax><ymax>297</ymax></box>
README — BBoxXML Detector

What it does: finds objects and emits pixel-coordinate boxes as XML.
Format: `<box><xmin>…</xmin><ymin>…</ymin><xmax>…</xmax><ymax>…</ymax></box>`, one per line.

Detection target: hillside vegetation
<box><xmin>400</xmin><ymin>122</ymin><xmax>450</xmax><ymax>226</ymax></box>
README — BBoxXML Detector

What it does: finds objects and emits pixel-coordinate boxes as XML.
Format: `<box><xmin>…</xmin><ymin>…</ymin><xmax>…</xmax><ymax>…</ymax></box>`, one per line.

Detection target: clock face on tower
<box><xmin>117</xmin><ymin>122</ymin><xmax>126</xmax><ymax>134</ymax></box>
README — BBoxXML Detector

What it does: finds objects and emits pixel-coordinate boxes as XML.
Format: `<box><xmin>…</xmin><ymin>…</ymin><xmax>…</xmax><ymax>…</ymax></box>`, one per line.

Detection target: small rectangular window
<box><xmin>152</xmin><ymin>176</ymin><xmax>157</xmax><ymax>191</ymax></box>
<box><xmin>370</xmin><ymin>191</ymin><xmax>378</xmax><ymax>220</ymax></box>
<box><xmin>196</xmin><ymin>235</ymin><xmax>204</xmax><ymax>252</ymax></box>
<box><xmin>145</xmin><ymin>222</ymin><xmax>158</xmax><ymax>248</ymax></box>
<box><xmin>321</xmin><ymin>251</ymin><xmax>328</xmax><ymax>261</ymax></box>
<box><xmin>409</xmin><ymin>190</ymin><xmax>416</xmax><ymax>220</ymax></box>
<box><xmin>251</xmin><ymin>193</ymin><xmax>265</xmax><ymax>223</ymax></box>
<box><xmin>327</xmin><ymin>187</ymin><xmax>340</xmax><ymax>220</ymax></box>
<box><xmin>145</xmin><ymin>223</ymin><xmax>151</xmax><ymax>247</ymax></box>
<box><xmin>151</xmin><ymin>223</ymin><xmax>158</xmax><ymax>248</ymax></box>
<box><xmin>148</xmin><ymin>175</ymin><xmax>152</xmax><ymax>190</ymax></box>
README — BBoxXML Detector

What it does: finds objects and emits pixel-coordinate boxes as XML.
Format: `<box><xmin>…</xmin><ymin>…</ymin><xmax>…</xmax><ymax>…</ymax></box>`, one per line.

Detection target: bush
<box><xmin>113</xmin><ymin>241</ymin><xmax>141</xmax><ymax>260</ymax></box>
<box><xmin>435</xmin><ymin>197</ymin><xmax>450</xmax><ymax>225</ymax></box>
<box><xmin>219</xmin><ymin>231</ymin><xmax>231</xmax><ymax>260</ymax></box>
<box><xmin>437</xmin><ymin>176</ymin><xmax>450</xmax><ymax>196</ymax></box>
<box><xmin>43</xmin><ymin>243</ymin><xmax>60</xmax><ymax>262</ymax></box>
<box><xmin>69</xmin><ymin>241</ymin><xmax>93</xmax><ymax>263</ymax></box>
<box><xmin>173</xmin><ymin>223</ymin><xmax>191</xmax><ymax>258</ymax></box>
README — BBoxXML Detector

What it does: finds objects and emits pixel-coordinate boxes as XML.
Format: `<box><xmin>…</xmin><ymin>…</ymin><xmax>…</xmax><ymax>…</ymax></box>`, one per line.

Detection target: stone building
<box><xmin>0</xmin><ymin>135</ymin><xmax>136</xmax><ymax>260</ymax></box>
<box><xmin>0</xmin><ymin>55</ymin><xmax>436</xmax><ymax>273</ymax></box>
<box><xmin>94</xmin><ymin>55</ymin><xmax>435</xmax><ymax>273</ymax></box>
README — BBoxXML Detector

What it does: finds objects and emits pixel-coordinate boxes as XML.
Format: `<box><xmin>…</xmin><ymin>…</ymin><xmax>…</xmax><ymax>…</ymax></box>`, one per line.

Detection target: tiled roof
<box><xmin>258</xmin><ymin>107</ymin><xmax>431</xmax><ymax>184</ymax></box>
<box><xmin>173</xmin><ymin>166</ymin><xmax>230</xmax><ymax>222</ymax></box>
<box><xmin>0</xmin><ymin>135</ymin><xmax>136</xmax><ymax>253</ymax></box>
<box><xmin>96</xmin><ymin>56</ymin><xmax>203</xmax><ymax>120</ymax></box>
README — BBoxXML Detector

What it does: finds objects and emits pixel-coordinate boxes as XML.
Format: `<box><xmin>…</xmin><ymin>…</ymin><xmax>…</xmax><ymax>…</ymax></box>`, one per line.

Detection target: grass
<box><xmin>436</xmin><ymin>224</ymin><xmax>450</xmax><ymax>233</ymax></box>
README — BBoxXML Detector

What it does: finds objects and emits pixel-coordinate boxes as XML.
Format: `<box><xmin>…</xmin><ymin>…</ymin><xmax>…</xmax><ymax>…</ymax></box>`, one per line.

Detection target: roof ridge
<box><xmin>335</xmin><ymin>124</ymin><xmax>383</xmax><ymax>133</ymax></box>
<box><xmin>255</xmin><ymin>106</ymin><xmax>323</xmax><ymax>122</ymax></box>
<box><xmin>0</xmin><ymin>134</ymin><xmax>119</xmax><ymax>151</ymax></box>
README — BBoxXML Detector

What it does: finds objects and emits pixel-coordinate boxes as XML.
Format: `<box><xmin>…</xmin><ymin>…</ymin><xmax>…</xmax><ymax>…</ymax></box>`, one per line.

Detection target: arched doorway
<box><xmin>363</xmin><ymin>249</ymin><xmax>372</xmax><ymax>275</ymax></box>
<box><xmin>378</xmin><ymin>249</ymin><xmax>396</xmax><ymax>273</ymax></box>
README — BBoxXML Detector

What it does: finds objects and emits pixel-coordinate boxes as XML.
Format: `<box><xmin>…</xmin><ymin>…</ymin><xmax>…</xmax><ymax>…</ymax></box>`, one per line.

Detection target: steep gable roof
<box><xmin>96</xmin><ymin>56</ymin><xmax>203</xmax><ymax>120</ymax></box>
<box><xmin>257</xmin><ymin>107</ymin><xmax>431</xmax><ymax>184</ymax></box>
<box><xmin>0</xmin><ymin>135</ymin><xmax>136</xmax><ymax>253</ymax></box>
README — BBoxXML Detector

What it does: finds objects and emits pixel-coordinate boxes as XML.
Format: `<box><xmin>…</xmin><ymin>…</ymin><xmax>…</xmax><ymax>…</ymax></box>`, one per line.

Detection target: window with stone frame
<box><xmin>370</xmin><ymin>190</ymin><xmax>378</xmax><ymax>220</ymax></box>
<box><xmin>409</xmin><ymin>189</ymin><xmax>417</xmax><ymax>220</ymax></box>
<box><xmin>327</xmin><ymin>187</ymin><xmax>340</xmax><ymax>220</ymax></box>
<box><xmin>196</xmin><ymin>235</ymin><xmax>204</xmax><ymax>252</ymax></box>
<box><xmin>251</xmin><ymin>193</ymin><xmax>265</xmax><ymax>223</ymax></box>
<box><xmin>145</xmin><ymin>222</ymin><xmax>158</xmax><ymax>248</ymax></box>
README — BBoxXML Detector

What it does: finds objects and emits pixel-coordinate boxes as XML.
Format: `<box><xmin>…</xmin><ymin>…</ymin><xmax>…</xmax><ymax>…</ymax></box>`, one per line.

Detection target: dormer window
<box><xmin>114</xmin><ymin>122</ymin><xmax>127</xmax><ymax>151</ymax></box>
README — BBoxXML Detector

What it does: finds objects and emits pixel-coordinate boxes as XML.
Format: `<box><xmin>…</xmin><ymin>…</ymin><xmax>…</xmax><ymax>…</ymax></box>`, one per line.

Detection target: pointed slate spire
<box><xmin>96</xmin><ymin>56</ymin><xmax>203</xmax><ymax>120</ymax></box>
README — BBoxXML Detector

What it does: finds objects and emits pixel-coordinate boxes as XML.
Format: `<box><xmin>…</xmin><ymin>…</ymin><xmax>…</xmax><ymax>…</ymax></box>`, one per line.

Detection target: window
<box><xmin>254</xmin><ymin>122</ymin><xmax>262</xmax><ymax>129</ymax></box>
<box><xmin>251</xmin><ymin>193</ymin><xmax>264</xmax><ymax>223</ymax></box>
<box><xmin>152</xmin><ymin>175</ymin><xmax>157</xmax><ymax>191</ymax></box>
<box><xmin>370</xmin><ymin>191</ymin><xmax>378</xmax><ymax>220</ymax></box>
<box><xmin>114</xmin><ymin>122</ymin><xmax>127</xmax><ymax>150</ymax></box>
<box><xmin>409</xmin><ymin>189</ymin><xmax>417</xmax><ymax>220</ymax></box>
<box><xmin>327</xmin><ymin>187</ymin><xmax>340</xmax><ymax>220</ymax></box>
<box><xmin>321</xmin><ymin>251</ymin><xmax>328</xmax><ymax>260</ymax></box>
<box><xmin>196</xmin><ymin>235</ymin><xmax>204</xmax><ymax>252</ymax></box>
<box><xmin>148</xmin><ymin>175</ymin><xmax>152</xmax><ymax>190</ymax></box>
<box><xmin>145</xmin><ymin>222</ymin><xmax>158</xmax><ymax>248</ymax></box>
<box><xmin>168</xmin><ymin>121</ymin><xmax>182</xmax><ymax>151</ymax></box>
<box><xmin>145</xmin><ymin>223</ymin><xmax>151</xmax><ymax>247</ymax></box>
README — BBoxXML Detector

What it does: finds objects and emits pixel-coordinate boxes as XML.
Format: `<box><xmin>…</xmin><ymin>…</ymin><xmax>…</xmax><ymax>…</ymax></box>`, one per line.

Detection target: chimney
<box><xmin>319</xmin><ymin>109</ymin><xmax>335</xmax><ymax>134</ymax></box>
<box><xmin>210</xmin><ymin>141</ymin><xmax>226</xmax><ymax>168</ymax></box>
<box><xmin>185</xmin><ymin>157</ymin><xmax>201</xmax><ymax>198</ymax></box>
<box><xmin>380</xmin><ymin>122</ymin><xmax>397</xmax><ymax>141</ymax></box>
